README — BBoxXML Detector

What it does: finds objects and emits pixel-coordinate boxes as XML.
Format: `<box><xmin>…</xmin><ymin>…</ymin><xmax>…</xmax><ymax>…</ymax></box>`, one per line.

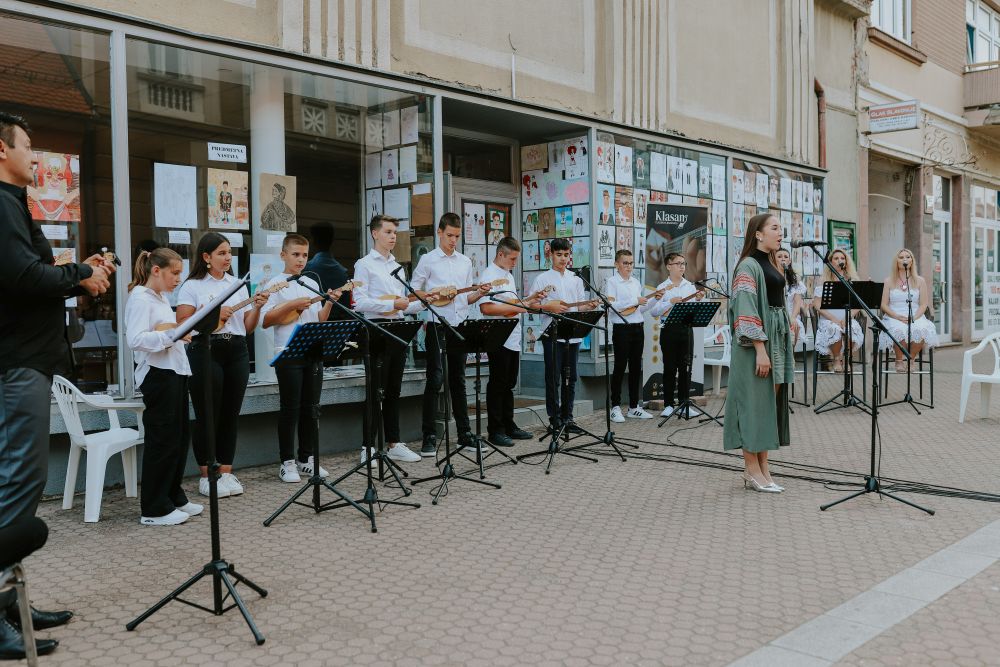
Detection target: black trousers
<box><xmin>611</xmin><ymin>323</ymin><xmax>644</xmax><ymax>408</ymax></box>
<box><xmin>139</xmin><ymin>368</ymin><xmax>190</xmax><ymax>517</ymax></box>
<box><xmin>275</xmin><ymin>362</ymin><xmax>320</xmax><ymax>463</ymax></box>
<box><xmin>662</xmin><ymin>325</ymin><xmax>694</xmax><ymax>406</ymax></box>
<box><xmin>486</xmin><ymin>345</ymin><xmax>519</xmax><ymax>435</ymax></box>
<box><xmin>542</xmin><ymin>337</ymin><xmax>579</xmax><ymax>421</ymax></box>
<box><xmin>422</xmin><ymin>323</ymin><xmax>470</xmax><ymax>436</ymax></box>
<box><xmin>187</xmin><ymin>337</ymin><xmax>249</xmax><ymax>466</ymax></box>
<box><xmin>376</xmin><ymin>340</ymin><xmax>407</xmax><ymax>443</ymax></box>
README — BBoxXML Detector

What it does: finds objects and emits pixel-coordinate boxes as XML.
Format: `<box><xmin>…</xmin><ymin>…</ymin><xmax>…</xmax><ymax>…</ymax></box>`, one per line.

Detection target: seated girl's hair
<box><xmin>129</xmin><ymin>247</ymin><xmax>183</xmax><ymax>291</ymax></box>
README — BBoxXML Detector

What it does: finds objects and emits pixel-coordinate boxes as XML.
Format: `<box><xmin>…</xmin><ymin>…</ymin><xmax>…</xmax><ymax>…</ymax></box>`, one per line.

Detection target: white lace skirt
<box><xmin>814</xmin><ymin>318</ymin><xmax>863</xmax><ymax>355</ymax></box>
<box><xmin>878</xmin><ymin>315</ymin><xmax>938</xmax><ymax>351</ymax></box>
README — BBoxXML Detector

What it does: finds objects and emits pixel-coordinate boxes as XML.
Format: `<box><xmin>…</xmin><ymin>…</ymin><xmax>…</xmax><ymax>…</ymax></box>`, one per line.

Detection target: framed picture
<box><xmin>828</xmin><ymin>219</ymin><xmax>857</xmax><ymax>266</ymax></box>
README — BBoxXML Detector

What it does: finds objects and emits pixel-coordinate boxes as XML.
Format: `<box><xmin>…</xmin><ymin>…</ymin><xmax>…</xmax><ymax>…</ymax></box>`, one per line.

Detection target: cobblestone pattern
<box><xmin>19</xmin><ymin>345</ymin><xmax>1000</xmax><ymax>666</ymax></box>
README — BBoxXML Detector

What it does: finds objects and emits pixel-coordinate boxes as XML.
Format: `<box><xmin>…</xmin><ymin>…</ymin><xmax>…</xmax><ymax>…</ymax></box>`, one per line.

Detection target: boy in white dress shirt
<box><xmin>412</xmin><ymin>213</ymin><xmax>490</xmax><ymax>456</ymax></box>
<box><xmin>650</xmin><ymin>252</ymin><xmax>704</xmax><ymax>417</ymax></box>
<box><xmin>477</xmin><ymin>237</ymin><xmax>539</xmax><ymax>447</ymax></box>
<box><xmin>603</xmin><ymin>249</ymin><xmax>661</xmax><ymax>422</ymax></box>
<box><xmin>352</xmin><ymin>215</ymin><xmax>424</xmax><ymax>465</ymax></box>
<box><xmin>530</xmin><ymin>238</ymin><xmax>597</xmax><ymax>432</ymax></box>
<box><xmin>260</xmin><ymin>233</ymin><xmax>344</xmax><ymax>483</ymax></box>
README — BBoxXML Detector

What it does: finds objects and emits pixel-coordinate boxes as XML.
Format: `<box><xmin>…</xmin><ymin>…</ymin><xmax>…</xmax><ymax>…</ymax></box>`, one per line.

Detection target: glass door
<box><xmin>931</xmin><ymin>175</ymin><xmax>952</xmax><ymax>339</ymax></box>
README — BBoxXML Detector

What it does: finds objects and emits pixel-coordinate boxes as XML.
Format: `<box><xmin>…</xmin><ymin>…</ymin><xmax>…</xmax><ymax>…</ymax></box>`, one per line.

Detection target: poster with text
<box><xmin>154</xmin><ymin>163</ymin><xmax>197</xmax><ymax>229</ymax></box>
<box><xmin>29</xmin><ymin>151</ymin><xmax>80</xmax><ymax>222</ymax></box>
<box><xmin>644</xmin><ymin>203</ymin><xmax>708</xmax><ymax>288</ymax></box>
<box><xmin>614</xmin><ymin>145</ymin><xmax>633</xmax><ymax>186</ymax></box>
<box><xmin>463</xmin><ymin>202</ymin><xmax>487</xmax><ymax>245</ymax></box>
<box><xmin>259</xmin><ymin>173</ymin><xmax>297</xmax><ymax>232</ymax></box>
<box><xmin>207</xmin><ymin>168</ymin><xmax>249</xmax><ymax>230</ymax></box>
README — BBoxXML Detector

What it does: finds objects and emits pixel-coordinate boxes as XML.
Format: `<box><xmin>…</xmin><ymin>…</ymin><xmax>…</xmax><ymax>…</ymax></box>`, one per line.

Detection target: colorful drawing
<box><xmin>571</xmin><ymin>236</ymin><xmax>591</xmax><ymax>268</ymax></box>
<box><xmin>463</xmin><ymin>202</ymin><xmax>487</xmax><ymax>245</ymax></box>
<box><xmin>538</xmin><ymin>208</ymin><xmax>556</xmax><ymax>238</ymax></box>
<box><xmin>597</xmin><ymin>227</ymin><xmax>615</xmax><ymax>267</ymax></box>
<box><xmin>596</xmin><ymin>134</ymin><xmax>615</xmax><ymax>183</ymax></box>
<box><xmin>207</xmin><ymin>168</ymin><xmax>249</xmax><ymax>230</ymax></box>
<box><xmin>564</xmin><ymin>137</ymin><xmax>588</xmax><ymax>180</ymax></box>
<box><xmin>555</xmin><ymin>206</ymin><xmax>573</xmax><ymax>238</ymax></box>
<box><xmin>522</xmin><ymin>210</ymin><xmax>539</xmax><ymax>241</ymax></box>
<box><xmin>614</xmin><ymin>145</ymin><xmax>633</xmax><ymax>186</ymax></box>
<box><xmin>28</xmin><ymin>151</ymin><xmax>80</xmax><ymax>222</ymax></box>
<box><xmin>521</xmin><ymin>143</ymin><xmax>548</xmax><ymax>171</ymax></box>
<box><xmin>616</xmin><ymin>226</ymin><xmax>633</xmax><ymax>253</ymax></box>
<box><xmin>614</xmin><ymin>187</ymin><xmax>634</xmax><ymax>227</ymax></box>
<box><xmin>522</xmin><ymin>169</ymin><xmax>542</xmax><ymax>209</ymax></box>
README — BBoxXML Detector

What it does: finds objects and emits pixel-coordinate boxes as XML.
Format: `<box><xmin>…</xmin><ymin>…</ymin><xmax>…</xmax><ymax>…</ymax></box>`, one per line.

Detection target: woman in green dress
<box><xmin>723</xmin><ymin>214</ymin><xmax>793</xmax><ymax>493</ymax></box>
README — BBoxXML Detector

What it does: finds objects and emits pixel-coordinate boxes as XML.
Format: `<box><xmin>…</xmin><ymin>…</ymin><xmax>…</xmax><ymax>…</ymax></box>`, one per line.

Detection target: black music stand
<box><xmin>325</xmin><ymin>319</ymin><xmax>422</xmax><ymax>532</ymax></box>
<box><xmin>657</xmin><ymin>300</ymin><xmax>721</xmax><ymax>426</ymax></box>
<box><xmin>440</xmin><ymin>317</ymin><xmax>519</xmax><ymax>478</ymax></box>
<box><xmin>814</xmin><ymin>280</ymin><xmax>881</xmax><ymax>415</ymax></box>
<box><xmin>517</xmin><ymin>310</ymin><xmax>608</xmax><ymax>474</ymax></box>
<box><xmin>127</xmin><ymin>274</ymin><xmax>268</xmax><ymax>645</ymax></box>
<box><xmin>262</xmin><ymin>321</ymin><xmax>375</xmax><ymax>527</ymax></box>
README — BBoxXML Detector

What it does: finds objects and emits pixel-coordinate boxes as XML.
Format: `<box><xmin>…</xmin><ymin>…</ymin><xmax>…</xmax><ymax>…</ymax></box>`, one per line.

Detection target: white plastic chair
<box><xmin>703</xmin><ymin>327</ymin><xmax>731</xmax><ymax>395</ymax></box>
<box><xmin>52</xmin><ymin>375</ymin><xmax>145</xmax><ymax>522</ymax></box>
<box><xmin>959</xmin><ymin>333</ymin><xmax>1000</xmax><ymax>422</ymax></box>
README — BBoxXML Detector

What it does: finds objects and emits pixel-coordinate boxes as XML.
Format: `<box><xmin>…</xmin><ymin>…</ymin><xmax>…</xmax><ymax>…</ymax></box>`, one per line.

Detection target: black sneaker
<box><xmin>563</xmin><ymin>420</ymin><xmax>584</xmax><ymax>434</ymax></box>
<box><xmin>457</xmin><ymin>430</ymin><xmax>476</xmax><ymax>448</ymax></box>
<box><xmin>548</xmin><ymin>417</ymin><xmax>562</xmax><ymax>432</ymax></box>
<box><xmin>507</xmin><ymin>427</ymin><xmax>532</xmax><ymax>440</ymax></box>
<box><xmin>489</xmin><ymin>432</ymin><xmax>515</xmax><ymax>447</ymax></box>
<box><xmin>420</xmin><ymin>435</ymin><xmax>437</xmax><ymax>458</ymax></box>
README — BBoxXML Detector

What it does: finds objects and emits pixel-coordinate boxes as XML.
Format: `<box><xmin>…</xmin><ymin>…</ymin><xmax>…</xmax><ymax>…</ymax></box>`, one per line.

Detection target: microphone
<box><xmin>790</xmin><ymin>240</ymin><xmax>828</xmax><ymax>248</ymax></box>
<box><xmin>287</xmin><ymin>274</ymin><xmax>305</xmax><ymax>283</ymax></box>
<box><xmin>568</xmin><ymin>265</ymin><xmax>589</xmax><ymax>274</ymax></box>
<box><xmin>390</xmin><ymin>265</ymin><xmax>404</xmax><ymax>278</ymax></box>
<box><xmin>486</xmin><ymin>289</ymin><xmax>514</xmax><ymax>298</ymax></box>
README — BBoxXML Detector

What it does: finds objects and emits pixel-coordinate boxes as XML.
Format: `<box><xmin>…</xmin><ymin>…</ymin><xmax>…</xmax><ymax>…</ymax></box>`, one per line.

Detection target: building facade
<box><xmin>862</xmin><ymin>0</ymin><xmax>1000</xmax><ymax>344</ymax></box>
<box><xmin>0</xmin><ymin>0</ymin><xmax>869</xmax><ymax>491</ymax></box>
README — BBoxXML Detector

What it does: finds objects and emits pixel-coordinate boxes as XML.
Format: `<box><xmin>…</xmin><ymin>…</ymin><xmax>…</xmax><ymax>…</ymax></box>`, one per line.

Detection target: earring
<box><xmin>206</xmin><ymin>263</ymin><xmax>211</xmax><ymax>269</ymax></box>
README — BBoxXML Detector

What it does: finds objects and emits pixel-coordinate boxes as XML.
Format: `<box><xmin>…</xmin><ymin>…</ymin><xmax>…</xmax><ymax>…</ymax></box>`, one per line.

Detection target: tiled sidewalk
<box><xmin>22</xmin><ymin>345</ymin><xmax>1000</xmax><ymax>666</ymax></box>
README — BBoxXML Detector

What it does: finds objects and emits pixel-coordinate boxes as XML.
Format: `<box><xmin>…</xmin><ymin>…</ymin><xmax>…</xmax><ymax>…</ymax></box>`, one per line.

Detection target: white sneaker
<box><xmin>140</xmin><ymin>509</ymin><xmax>189</xmax><ymax>526</ymax></box>
<box><xmin>387</xmin><ymin>443</ymin><xmax>421</xmax><ymax>463</ymax></box>
<box><xmin>359</xmin><ymin>448</ymin><xmax>379</xmax><ymax>473</ymax></box>
<box><xmin>660</xmin><ymin>406</ymin><xmax>675</xmax><ymax>417</ymax></box>
<box><xmin>219</xmin><ymin>473</ymin><xmax>244</xmax><ymax>496</ymax></box>
<box><xmin>198</xmin><ymin>476</ymin><xmax>230</xmax><ymax>498</ymax></box>
<box><xmin>297</xmin><ymin>456</ymin><xmax>328</xmax><ymax>479</ymax></box>
<box><xmin>627</xmin><ymin>407</ymin><xmax>653</xmax><ymax>419</ymax></box>
<box><xmin>610</xmin><ymin>406</ymin><xmax>625</xmax><ymax>423</ymax></box>
<box><xmin>176</xmin><ymin>502</ymin><xmax>203</xmax><ymax>516</ymax></box>
<box><xmin>279</xmin><ymin>460</ymin><xmax>302</xmax><ymax>483</ymax></box>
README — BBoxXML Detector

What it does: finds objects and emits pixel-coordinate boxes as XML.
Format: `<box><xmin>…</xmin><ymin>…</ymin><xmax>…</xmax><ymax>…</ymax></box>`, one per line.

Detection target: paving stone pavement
<box><xmin>21</xmin><ymin>345</ymin><xmax>1000</xmax><ymax>666</ymax></box>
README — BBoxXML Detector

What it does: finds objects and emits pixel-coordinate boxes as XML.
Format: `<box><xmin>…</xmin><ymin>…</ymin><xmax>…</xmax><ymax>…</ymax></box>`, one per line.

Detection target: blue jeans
<box><xmin>542</xmin><ymin>338</ymin><xmax>579</xmax><ymax>421</ymax></box>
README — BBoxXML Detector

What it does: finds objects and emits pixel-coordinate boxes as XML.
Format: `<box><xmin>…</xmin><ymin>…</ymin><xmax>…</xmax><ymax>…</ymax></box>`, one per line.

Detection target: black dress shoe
<box><xmin>506</xmin><ymin>427</ymin><xmax>532</xmax><ymax>440</ymax></box>
<box><xmin>6</xmin><ymin>605</ymin><xmax>73</xmax><ymax>632</ymax></box>
<box><xmin>488</xmin><ymin>433</ymin><xmax>515</xmax><ymax>447</ymax></box>
<box><xmin>0</xmin><ymin>617</ymin><xmax>58</xmax><ymax>660</ymax></box>
<box><xmin>457</xmin><ymin>431</ymin><xmax>476</xmax><ymax>448</ymax></box>
<box><xmin>563</xmin><ymin>421</ymin><xmax>584</xmax><ymax>434</ymax></box>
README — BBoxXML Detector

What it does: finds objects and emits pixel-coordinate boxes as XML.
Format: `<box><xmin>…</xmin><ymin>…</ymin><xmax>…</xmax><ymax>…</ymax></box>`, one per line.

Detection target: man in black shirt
<box><xmin>305</xmin><ymin>221</ymin><xmax>351</xmax><ymax>317</ymax></box>
<box><xmin>0</xmin><ymin>112</ymin><xmax>113</xmax><ymax>659</ymax></box>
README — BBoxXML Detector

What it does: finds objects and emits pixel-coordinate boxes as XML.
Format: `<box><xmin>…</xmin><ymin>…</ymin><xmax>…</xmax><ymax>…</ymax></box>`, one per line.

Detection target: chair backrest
<box><xmin>51</xmin><ymin>375</ymin><xmax>86</xmax><ymax>443</ymax></box>
<box><xmin>964</xmin><ymin>331</ymin><xmax>1000</xmax><ymax>377</ymax></box>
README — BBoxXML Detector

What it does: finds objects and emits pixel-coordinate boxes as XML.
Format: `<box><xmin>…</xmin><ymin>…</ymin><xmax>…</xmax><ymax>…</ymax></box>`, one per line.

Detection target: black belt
<box><xmin>192</xmin><ymin>333</ymin><xmax>245</xmax><ymax>344</ymax></box>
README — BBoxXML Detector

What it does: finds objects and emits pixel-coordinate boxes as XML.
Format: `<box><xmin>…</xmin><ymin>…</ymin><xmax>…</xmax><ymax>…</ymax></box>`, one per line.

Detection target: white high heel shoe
<box><xmin>743</xmin><ymin>473</ymin><xmax>782</xmax><ymax>493</ymax></box>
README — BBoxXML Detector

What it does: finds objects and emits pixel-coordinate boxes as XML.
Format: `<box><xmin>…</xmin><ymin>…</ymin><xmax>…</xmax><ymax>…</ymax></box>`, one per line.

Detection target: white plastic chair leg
<box><xmin>713</xmin><ymin>366</ymin><xmax>722</xmax><ymax>395</ymax></box>
<box><xmin>981</xmin><ymin>383</ymin><xmax>992</xmax><ymax>420</ymax></box>
<box><xmin>959</xmin><ymin>377</ymin><xmax>971</xmax><ymax>423</ymax></box>
<box><xmin>121</xmin><ymin>447</ymin><xmax>138</xmax><ymax>498</ymax></box>
<box><xmin>62</xmin><ymin>444</ymin><xmax>83</xmax><ymax>510</ymax></box>
<box><xmin>83</xmin><ymin>449</ymin><xmax>109</xmax><ymax>523</ymax></box>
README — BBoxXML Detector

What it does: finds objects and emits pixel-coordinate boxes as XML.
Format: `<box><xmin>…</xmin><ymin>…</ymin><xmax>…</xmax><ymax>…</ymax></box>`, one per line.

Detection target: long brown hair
<box><xmin>129</xmin><ymin>248</ymin><xmax>182</xmax><ymax>291</ymax></box>
<box><xmin>736</xmin><ymin>213</ymin><xmax>781</xmax><ymax>272</ymax></box>
<box><xmin>186</xmin><ymin>232</ymin><xmax>231</xmax><ymax>282</ymax></box>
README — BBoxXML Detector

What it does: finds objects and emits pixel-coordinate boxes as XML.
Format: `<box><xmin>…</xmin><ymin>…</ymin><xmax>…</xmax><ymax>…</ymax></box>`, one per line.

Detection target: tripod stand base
<box><xmin>126</xmin><ymin>559</ymin><xmax>268</xmax><ymax>645</ymax></box>
<box><xmin>517</xmin><ymin>423</ymin><xmax>600</xmax><ymax>474</ymax></box>
<box><xmin>324</xmin><ymin>452</ymin><xmax>421</xmax><ymax>532</ymax></box>
<box><xmin>813</xmin><ymin>390</ymin><xmax>871</xmax><ymax>416</ymax></box>
<box><xmin>263</xmin><ymin>473</ymin><xmax>373</xmax><ymax>528</ymax></box>
<box><xmin>443</xmin><ymin>434</ymin><xmax>517</xmax><ymax>479</ymax></box>
<box><xmin>820</xmin><ymin>475</ymin><xmax>934</xmax><ymax>515</ymax></box>
<box><xmin>880</xmin><ymin>393</ymin><xmax>933</xmax><ymax>414</ymax></box>
<box><xmin>412</xmin><ymin>461</ymin><xmax>500</xmax><ymax>504</ymax></box>
<box><xmin>658</xmin><ymin>400</ymin><xmax>720</xmax><ymax>427</ymax></box>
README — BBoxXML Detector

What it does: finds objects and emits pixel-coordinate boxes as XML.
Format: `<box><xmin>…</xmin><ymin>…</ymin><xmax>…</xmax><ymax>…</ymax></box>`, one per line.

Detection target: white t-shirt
<box><xmin>175</xmin><ymin>272</ymin><xmax>251</xmax><ymax>337</ymax></box>
<box><xmin>530</xmin><ymin>268</ymin><xmax>588</xmax><ymax>344</ymax></box>
<box><xmin>124</xmin><ymin>286</ymin><xmax>191</xmax><ymax>387</ymax></box>
<box><xmin>259</xmin><ymin>273</ymin><xmax>324</xmax><ymax>354</ymax></box>
<box><xmin>477</xmin><ymin>262</ymin><xmax>520</xmax><ymax>352</ymax></box>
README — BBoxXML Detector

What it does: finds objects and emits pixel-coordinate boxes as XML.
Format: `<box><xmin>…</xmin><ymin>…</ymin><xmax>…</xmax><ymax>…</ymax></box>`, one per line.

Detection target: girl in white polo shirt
<box><xmin>176</xmin><ymin>232</ymin><xmax>269</xmax><ymax>498</ymax></box>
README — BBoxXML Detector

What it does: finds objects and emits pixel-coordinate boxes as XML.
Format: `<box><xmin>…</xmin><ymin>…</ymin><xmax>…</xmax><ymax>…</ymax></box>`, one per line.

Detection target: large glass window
<box><xmin>0</xmin><ymin>12</ymin><xmax>116</xmax><ymax>393</ymax></box>
<box><xmin>871</xmin><ymin>0</ymin><xmax>911</xmax><ymax>43</ymax></box>
<box><xmin>971</xmin><ymin>183</ymin><xmax>1000</xmax><ymax>337</ymax></box>
<box><xmin>125</xmin><ymin>38</ymin><xmax>434</xmax><ymax>381</ymax></box>
<box><xmin>967</xmin><ymin>0</ymin><xmax>1000</xmax><ymax>65</ymax></box>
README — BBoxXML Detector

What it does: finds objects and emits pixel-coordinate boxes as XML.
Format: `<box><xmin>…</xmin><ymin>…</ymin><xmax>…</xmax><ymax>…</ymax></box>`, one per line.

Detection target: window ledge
<box><xmin>868</xmin><ymin>27</ymin><xmax>928</xmax><ymax>65</ymax></box>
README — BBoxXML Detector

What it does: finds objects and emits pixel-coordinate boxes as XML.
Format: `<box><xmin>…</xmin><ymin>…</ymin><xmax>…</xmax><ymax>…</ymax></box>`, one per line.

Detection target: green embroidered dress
<box><xmin>722</xmin><ymin>256</ymin><xmax>793</xmax><ymax>453</ymax></box>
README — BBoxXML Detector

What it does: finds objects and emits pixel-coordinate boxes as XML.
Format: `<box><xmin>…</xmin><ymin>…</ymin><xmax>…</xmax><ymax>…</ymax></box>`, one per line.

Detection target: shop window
<box><xmin>0</xmin><ymin>12</ymin><xmax>116</xmax><ymax>394</ymax></box>
<box><xmin>125</xmin><ymin>38</ymin><xmax>434</xmax><ymax>381</ymax></box>
<box><xmin>443</xmin><ymin>135</ymin><xmax>513</xmax><ymax>183</ymax></box>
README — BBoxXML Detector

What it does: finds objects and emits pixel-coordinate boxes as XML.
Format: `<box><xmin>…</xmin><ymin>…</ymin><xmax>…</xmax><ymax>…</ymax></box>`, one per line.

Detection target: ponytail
<box><xmin>129</xmin><ymin>248</ymin><xmax>182</xmax><ymax>291</ymax></box>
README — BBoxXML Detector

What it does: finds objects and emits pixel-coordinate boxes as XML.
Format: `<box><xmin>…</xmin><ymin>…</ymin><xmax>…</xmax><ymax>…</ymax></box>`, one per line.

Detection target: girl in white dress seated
<box><xmin>878</xmin><ymin>248</ymin><xmax>938</xmax><ymax>372</ymax></box>
<box><xmin>777</xmin><ymin>248</ymin><xmax>806</xmax><ymax>346</ymax></box>
<box><xmin>813</xmin><ymin>248</ymin><xmax>863</xmax><ymax>372</ymax></box>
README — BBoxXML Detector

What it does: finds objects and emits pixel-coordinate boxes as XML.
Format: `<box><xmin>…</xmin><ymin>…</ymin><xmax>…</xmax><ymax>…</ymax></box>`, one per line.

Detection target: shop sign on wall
<box><xmin>867</xmin><ymin>100</ymin><xmax>921</xmax><ymax>134</ymax></box>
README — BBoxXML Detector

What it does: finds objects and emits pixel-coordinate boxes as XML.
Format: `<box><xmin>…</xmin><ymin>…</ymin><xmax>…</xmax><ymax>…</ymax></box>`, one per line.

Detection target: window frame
<box><xmin>871</xmin><ymin>0</ymin><xmax>912</xmax><ymax>44</ymax></box>
<box><xmin>967</xmin><ymin>0</ymin><xmax>1000</xmax><ymax>65</ymax></box>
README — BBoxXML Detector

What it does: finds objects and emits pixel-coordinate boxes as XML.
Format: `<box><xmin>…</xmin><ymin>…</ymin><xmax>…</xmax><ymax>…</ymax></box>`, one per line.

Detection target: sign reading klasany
<box><xmin>207</xmin><ymin>142</ymin><xmax>248</xmax><ymax>163</ymax></box>
<box><xmin>867</xmin><ymin>100</ymin><xmax>921</xmax><ymax>134</ymax></box>
<box><xmin>985</xmin><ymin>271</ymin><xmax>1000</xmax><ymax>331</ymax></box>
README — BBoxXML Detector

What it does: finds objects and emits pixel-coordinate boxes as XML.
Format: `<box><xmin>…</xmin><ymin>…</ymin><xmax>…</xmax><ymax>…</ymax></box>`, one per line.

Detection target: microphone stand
<box><xmin>500</xmin><ymin>296</ymin><xmax>603</xmax><ymax>473</ymax></box>
<box><xmin>813</xmin><ymin>262</ymin><xmax>870</xmax><ymax>416</ymax></box>
<box><xmin>802</xmin><ymin>247</ymin><xmax>933</xmax><ymax>516</ymax></box>
<box><xmin>395</xmin><ymin>271</ymin><xmax>500</xmax><ymax>504</ymax></box>
<box><xmin>568</xmin><ymin>267</ymin><xmax>632</xmax><ymax>456</ymax></box>
<box><xmin>691</xmin><ymin>279</ymin><xmax>730</xmax><ymax>426</ymax></box>
<box><xmin>881</xmin><ymin>264</ymin><xmax>931</xmax><ymax>413</ymax></box>
<box><xmin>263</xmin><ymin>276</ymin><xmax>418</xmax><ymax>533</ymax></box>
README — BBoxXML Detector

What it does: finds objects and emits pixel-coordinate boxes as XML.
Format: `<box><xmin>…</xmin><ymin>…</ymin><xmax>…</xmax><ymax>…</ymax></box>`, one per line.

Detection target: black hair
<box><xmin>551</xmin><ymin>238</ymin><xmax>572</xmax><ymax>253</ymax></box>
<box><xmin>186</xmin><ymin>232</ymin><xmax>232</xmax><ymax>282</ymax></box>
<box><xmin>438</xmin><ymin>212</ymin><xmax>461</xmax><ymax>231</ymax></box>
<box><xmin>778</xmin><ymin>246</ymin><xmax>799</xmax><ymax>286</ymax></box>
<box><xmin>0</xmin><ymin>112</ymin><xmax>29</xmax><ymax>147</ymax></box>
<box><xmin>310</xmin><ymin>221</ymin><xmax>334</xmax><ymax>250</ymax></box>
